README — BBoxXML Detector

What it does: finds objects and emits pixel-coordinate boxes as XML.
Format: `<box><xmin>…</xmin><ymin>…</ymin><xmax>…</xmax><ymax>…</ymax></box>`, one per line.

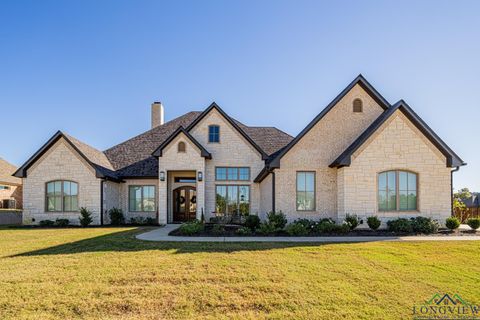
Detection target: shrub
<box><xmin>367</xmin><ymin>216</ymin><xmax>381</xmax><ymax>230</ymax></box>
<box><xmin>445</xmin><ymin>217</ymin><xmax>460</xmax><ymax>230</ymax></box>
<box><xmin>39</xmin><ymin>220</ymin><xmax>55</xmax><ymax>227</ymax></box>
<box><xmin>256</xmin><ymin>222</ymin><xmax>277</xmax><ymax>235</ymax></box>
<box><xmin>267</xmin><ymin>211</ymin><xmax>287</xmax><ymax>229</ymax></box>
<box><xmin>211</xmin><ymin>224</ymin><xmax>225</xmax><ymax>236</ymax></box>
<box><xmin>54</xmin><ymin>218</ymin><xmax>70</xmax><ymax>227</ymax></box>
<box><xmin>79</xmin><ymin>207</ymin><xmax>93</xmax><ymax>227</ymax></box>
<box><xmin>285</xmin><ymin>222</ymin><xmax>309</xmax><ymax>236</ymax></box>
<box><xmin>331</xmin><ymin>223</ymin><xmax>351</xmax><ymax>234</ymax></box>
<box><xmin>467</xmin><ymin>218</ymin><xmax>480</xmax><ymax>230</ymax></box>
<box><xmin>294</xmin><ymin>218</ymin><xmax>315</xmax><ymax>230</ymax></box>
<box><xmin>145</xmin><ymin>217</ymin><xmax>157</xmax><ymax>226</ymax></box>
<box><xmin>312</xmin><ymin>219</ymin><xmax>337</xmax><ymax>234</ymax></box>
<box><xmin>387</xmin><ymin>218</ymin><xmax>413</xmax><ymax>233</ymax></box>
<box><xmin>345</xmin><ymin>214</ymin><xmax>359</xmax><ymax>230</ymax></box>
<box><xmin>235</xmin><ymin>226</ymin><xmax>252</xmax><ymax>236</ymax></box>
<box><xmin>411</xmin><ymin>217</ymin><xmax>438</xmax><ymax>234</ymax></box>
<box><xmin>109</xmin><ymin>207</ymin><xmax>125</xmax><ymax>225</ymax></box>
<box><xmin>178</xmin><ymin>220</ymin><xmax>203</xmax><ymax>236</ymax></box>
<box><xmin>244</xmin><ymin>215</ymin><xmax>261</xmax><ymax>231</ymax></box>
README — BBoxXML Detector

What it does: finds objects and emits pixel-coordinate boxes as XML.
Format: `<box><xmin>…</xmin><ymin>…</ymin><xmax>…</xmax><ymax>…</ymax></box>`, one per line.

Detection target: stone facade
<box><xmin>0</xmin><ymin>185</ymin><xmax>22</xmax><ymax>209</ymax></box>
<box><xmin>22</xmin><ymin>138</ymin><xmax>101</xmax><ymax>225</ymax></box>
<box><xmin>274</xmin><ymin>84</ymin><xmax>384</xmax><ymax>221</ymax></box>
<box><xmin>337</xmin><ymin>111</ymin><xmax>451</xmax><ymax>225</ymax></box>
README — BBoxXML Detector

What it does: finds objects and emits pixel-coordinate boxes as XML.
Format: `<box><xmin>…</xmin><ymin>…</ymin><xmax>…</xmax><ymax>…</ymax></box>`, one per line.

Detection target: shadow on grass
<box><xmin>9</xmin><ymin>227</ymin><xmax>379</xmax><ymax>257</ymax></box>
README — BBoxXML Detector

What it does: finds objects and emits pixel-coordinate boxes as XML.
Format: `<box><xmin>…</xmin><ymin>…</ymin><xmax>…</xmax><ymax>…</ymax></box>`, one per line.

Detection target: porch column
<box><xmin>158</xmin><ymin>170</ymin><xmax>168</xmax><ymax>224</ymax></box>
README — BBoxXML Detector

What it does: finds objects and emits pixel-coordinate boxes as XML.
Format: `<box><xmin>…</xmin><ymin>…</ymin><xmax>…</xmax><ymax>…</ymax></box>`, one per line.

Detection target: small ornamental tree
<box><xmin>79</xmin><ymin>207</ymin><xmax>93</xmax><ymax>227</ymax></box>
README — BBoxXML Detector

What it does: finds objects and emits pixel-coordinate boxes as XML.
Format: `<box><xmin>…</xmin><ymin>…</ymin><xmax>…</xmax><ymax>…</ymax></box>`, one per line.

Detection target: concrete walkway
<box><xmin>136</xmin><ymin>224</ymin><xmax>480</xmax><ymax>243</ymax></box>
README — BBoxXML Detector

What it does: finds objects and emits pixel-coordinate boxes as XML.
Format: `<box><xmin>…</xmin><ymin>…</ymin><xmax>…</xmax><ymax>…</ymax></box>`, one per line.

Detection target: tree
<box><xmin>79</xmin><ymin>207</ymin><xmax>93</xmax><ymax>227</ymax></box>
<box><xmin>454</xmin><ymin>188</ymin><xmax>471</xmax><ymax>202</ymax></box>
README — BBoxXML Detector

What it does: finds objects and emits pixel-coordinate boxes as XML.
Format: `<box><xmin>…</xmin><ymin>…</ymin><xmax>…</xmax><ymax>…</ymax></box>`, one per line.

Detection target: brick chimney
<box><xmin>151</xmin><ymin>102</ymin><xmax>164</xmax><ymax>128</ymax></box>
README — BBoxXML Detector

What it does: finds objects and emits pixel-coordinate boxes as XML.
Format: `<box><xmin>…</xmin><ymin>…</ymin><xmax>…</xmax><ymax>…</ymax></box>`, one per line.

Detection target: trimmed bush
<box><xmin>266</xmin><ymin>211</ymin><xmax>287</xmax><ymax>229</ymax></box>
<box><xmin>367</xmin><ymin>216</ymin><xmax>381</xmax><ymax>230</ymax></box>
<box><xmin>79</xmin><ymin>207</ymin><xmax>93</xmax><ymax>227</ymax></box>
<box><xmin>256</xmin><ymin>222</ymin><xmax>277</xmax><ymax>235</ymax></box>
<box><xmin>387</xmin><ymin>218</ymin><xmax>413</xmax><ymax>233</ymax></box>
<box><xmin>54</xmin><ymin>218</ymin><xmax>70</xmax><ymax>227</ymax></box>
<box><xmin>345</xmin><ymin>214</ymin><xmax>359</xmax><ymax>230</ymax></box>
<box><xmin>235</xmin><ymin>226</ymin><xmax>252</xmax><ymax>236</ymax></box>
<box><xmin>211</xmin><ymin>224</ymin><xmax>225</xmax><ymax>236</ymax></box>
<box><xmin>109</xmin><ymin>208</ymin><xmax>125</xmax><ymax>225</ymax></box>
<box><xmin>178</xmin><ymin>220</ymin><xmax>203</xmax><ymax>236</ymax></box>
<box><xmin>467</xmin><ymin>218</ymin><xmax>480</xmax><ymax>230</ymax></box>
<box><xmin>39</xmin><ymin>220</ymin><xmax>55</xmax><ymax>227</ymax></box>
<box><xmin>445</xmin><ymin>217</ymin><xmax>461</xmax><ymax>230</ymax></box>
<box><xmin>145</xmin><ymin>217</ymin><xmax>157</xmax><ymax>226</ymax></box>
<box><xmin>411</xmin><ymin>217</ymin><xmax>438</xmax><ymax>234</ymax></box>
<box><xmin>312</xmin><ymin>219</ymin><xmax>336</xmax><ymax>234</ymax></box>
<box><xmin>285</xmin><ymin>222</ymin><xmax>309</xmax><ymax>236</ymax></box>
<box><xmin>244</xmin><ymin>215</ymin><xmax>261</xmax><ymax>231</ymax></box>
<box><xmin>332</xmin><ymin>223</ymin><xmax>351</xmax><ymax>234</ymax></box>
<box><xmin>294</xmin><ymin>218</ymin><xmax>315</xmax><ymax>231</ymax></box>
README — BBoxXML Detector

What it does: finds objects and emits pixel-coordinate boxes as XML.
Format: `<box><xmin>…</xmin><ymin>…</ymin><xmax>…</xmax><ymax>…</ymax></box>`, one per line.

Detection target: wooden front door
<box><xmin>173</xmin><ymin>186</ymin><xmax>197</xmax><ymax>223</ymax></box>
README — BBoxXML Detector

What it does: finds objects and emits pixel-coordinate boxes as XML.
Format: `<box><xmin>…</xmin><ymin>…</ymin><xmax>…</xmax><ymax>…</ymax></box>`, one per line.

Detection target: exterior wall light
<box><xmin>160</xmin><ymin>171</ymin><xmax>165</xmax><ymax>181</ymax></box>
<box><xmin>197</xmin><ymin>171</ymin><xmax>203</xmax><ymax>182</ymax></box>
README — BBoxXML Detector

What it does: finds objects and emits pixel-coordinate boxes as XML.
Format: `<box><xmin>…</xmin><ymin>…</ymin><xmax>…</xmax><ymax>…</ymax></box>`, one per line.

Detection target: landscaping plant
<box><xmin>54</xmin><ymin>218</ymin><xmax>70</xmax><ymax>227</ymax></box>
<box><xmin>345</xmin><ymin>214</ymin><xmax>359</xmax><ymax>230</ymax></box>
<box><xmin>467</xmin><ymin>218</ymin><xmax>480</xmax><ymax>230</ymax></box>
<box><xmin>79</xmin><ymin>207</ymin><xmax>93</xmax><ymax>227</ymax></box>
<box><xmin>178</xmin><ymin>220</ymin><xmax>204</xmax><ymax>236</ymax></box>
<box><xmin>256</xmin><ymin>222</ymin><xmax>277</xmax><ymax>235</ymax></box>
<box><xmin>266</xmin><ymin>211</ymin><xmax>287</xmax><ymax>229</ymax></box>
<box><xmin>285</xmin><ymin>222</ymin><xmax>309</xmax><ymax>236</ymax></box>
<box><xmin>387</xmin><ymin>218</ymin><xmax>413</xmax><ymax>233</ymax></box>
<box><xmin>109</xmin><ymin>207</ymin><xmax>125</xmax><ymax>225</ymax></box>
<box><xmin>211</xmin><ymin>224</ymin><xmax>225</xmax><ymax>236</ymax></box>
<box><xmin>367</xmin><ymin>216</ymin><xmax>381</xmax><ymax>230</ymax></box>
<box><xmin>410</xmin><ymin>217</ymin><xmax>439</xmax><ymax>234</ymax></box>
<box><xmin>445</xmin><ymin>217</ymin><xmax>460</xmax><ymax>231</ymax></box>
<box><xmin>244</xmin><ymin>215</ymin><xmax>261</xmax><ymax>231</ymax></box>
<box><xmin>39</xmin><ymin>220</ymin><xmax>55</xmax><ymax>227</ymax></box>
<box><xmin>235</xmin><ymin>226</ymin><xmax>252</xmax><ymax>236</ymax></box>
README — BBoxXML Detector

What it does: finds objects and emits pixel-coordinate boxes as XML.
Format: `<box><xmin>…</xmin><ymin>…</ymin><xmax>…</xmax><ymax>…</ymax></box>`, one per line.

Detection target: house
<box><xmin>14</xmin><ymin>75</ymin><xmax>465</xmax><ymax>226</ymax></box>
<box><xmin>0</xmin><ymin>157</ymin><xmax>22</xmax><ymax>209</ymax></box>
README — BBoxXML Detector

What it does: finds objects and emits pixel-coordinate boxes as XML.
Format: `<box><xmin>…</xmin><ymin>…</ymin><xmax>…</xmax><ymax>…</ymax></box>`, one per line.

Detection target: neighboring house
<box><xmin>0</xmin><ymin>158</ymin><xmax>22</xmax><ymax>209</ymax></box>
<box><xmin>14</xmin><ymin>75</ymin><xmax>465</xmax><ymax>226</ymax></box>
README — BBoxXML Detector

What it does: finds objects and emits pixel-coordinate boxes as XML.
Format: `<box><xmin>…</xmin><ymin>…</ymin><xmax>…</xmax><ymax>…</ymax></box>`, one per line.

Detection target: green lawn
<box><xmin>0</xmin><ymin>227</ymin><xmax>478</xmax><ymax>320</ymax></box>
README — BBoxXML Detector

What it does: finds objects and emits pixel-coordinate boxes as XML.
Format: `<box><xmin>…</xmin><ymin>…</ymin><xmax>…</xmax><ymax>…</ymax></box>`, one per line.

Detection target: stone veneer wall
<box><xmin>22</xmin><ymin>139</ymin><xmax>101</xmax><ymax>225</ymax></box>
<box><xmin>189</xmin><ymin>109</ymin><xmax>265</xmax><ymax>219</ymax></box>
<box><xmin>119</xmin><ymin>179</ymin><xmax>159</xmax><ymax>222</ymax></box>
<box><xmin>337</xmin><ymin>111</ymin><xmax>451</xmax><ymax>225</ymax></box>
<box><xmin>0</xmin><ymin>184</ymin><xmax>22</xmax><ymax>209</ymax></box>
<box><xmin>274</xmin><ymin>84</ymin><xmax>384</xmax><ymax>221</ymax></box>
<box><xmin>259</xmin><ymin>173</ymin><xmax>273</xmax><ymax>220</ymax></box>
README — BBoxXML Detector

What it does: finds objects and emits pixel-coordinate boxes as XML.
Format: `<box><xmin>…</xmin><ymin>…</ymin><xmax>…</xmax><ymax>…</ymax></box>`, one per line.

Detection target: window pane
<box><xmin>47</xmin><ymin>197</ymin><xmax>56</xmax><ymax>211</ymax></box>
<box><xmin>378</xmin><ymin>190</ymin><xmax>387</xmax><ymax>211</ymax></box>
<box><xmin>387</xmin><ymin>171</ymin><xmax>396</xmax><ymax>191</ymax></box>
<box><xmin>215</xmin><ymin>186</ymin><xmax>227</xmax><ymax>213</ymax></box>
<box><xmin>47</xmin><ymin>182</ymin><xmax>55</xmax><ymax>197</ymax></box>
<box><xmin>408</xmin><ymin>172</ymin><xmax>417</xmax><ymax>191</ymax></box>
<box><xmin>387</xmin><ymin>191</ymin><xmax>397</xmax><ymax>211</ymax></box>
<box><xmin>71</xmin><ymin>182</ymin><xmax>78</xmax><ymax>196</ymax></box>
<box><xmin>216</xmin><ymin>168</ymin><xmax>227</xmax><ymax>180</ymax></box>
<box><xmin>209</xmin><ymin>126</ymin><xmax>220</xmax><ymax>142</ymax></box>
<box><xmin>399</xmin><ymin>171</ymin><xmax>407</xmax><ymax>191</ymax></box>
<box><xmin>408</xmin><ymin>192</ymin><xmax>417</xmax><ymax>210</ymax></box>
<box><xmin>305</xmin><ymin>191</ymin><xmax>315</xmax><ymax>210</ymax></box>
<box><xmin>239</xmin><ymin>186</ymin><xmax>250</xmax><ymax>215</ymax></box>
<box><xmin>399</xmin><ymin>190</ymin><xmax>408</xmax><ymax>210</ymax></box>
<box><xmin>378</xmin><ymin>173</ymin><xmax>387</xmax><ymax>191</ymax></box>
<box><xmin>297</xmin><ymin>173</ymin><xmax>306</xmax><ymax>192</ymax></box>
<box><xmin>305</xmin><ymin>173</ymin><xmax>315</xmax><ymax>192</ymax></box>
<box><xmin>227</xmin><ymin>168</ymin><xmax>238</xmax><ymax>180</ymax></box>
<box><xmin>63</xmin><ymin>181</ymin><xmax>71</xmax><ymax>196</ymax></box>
<box><xmin>296</xmin><ymin>191</ymin><xmax>306</xmax><ymax>210</ymax></box>
<box><xmin>239</xmin><ymin>168</ymin><xmax>250</xmax><ymax>181</ymax></box>
<box><xmin>71</xmin><ymin>196</ymin><xmax>78</xmax><ymax>211</ymax></box>
<box><xmin>227</xmin><ymin>186</ymin><xmax>238</xmax><ymax>214</ymax></box>
<box><xmin>54</xmin><ymin>196</ymin><xmax>62</xmax><ymax>211</ymax></box>
<box><xmin>64</xmin><ymin>196</ymin><xmax>71</xmax><ymax>211</ymax></box>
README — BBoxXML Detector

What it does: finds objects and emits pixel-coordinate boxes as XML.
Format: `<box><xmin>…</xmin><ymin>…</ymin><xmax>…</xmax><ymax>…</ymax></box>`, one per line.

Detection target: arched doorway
<box><xmin>173</xmin><ymin>186</ymin><xmax>197</xmax><ymax>223</ymax></box>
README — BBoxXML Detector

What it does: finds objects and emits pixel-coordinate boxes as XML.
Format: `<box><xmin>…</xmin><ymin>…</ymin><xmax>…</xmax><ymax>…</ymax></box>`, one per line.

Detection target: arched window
<box><xmin>178</xmin><ymin>141</ymin><xmax>186</xmax><ymax>153</ymax></box>
<box><xmin>353</xmin><ymin>98</ymin><xmax>363</xmax><ymax>113</ymax></box>
<box><xmin>46</xmin><ymin>180</ymin><xmax>79</xmax><ymax>212</ymax></box>
<box><xmin>378</xmin><ymin>170</ymin><xmax>417</xmax><ymax>211</ymax></box>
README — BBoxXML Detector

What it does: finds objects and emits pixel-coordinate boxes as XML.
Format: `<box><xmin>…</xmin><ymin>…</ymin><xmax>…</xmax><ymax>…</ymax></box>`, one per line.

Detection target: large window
<box><xmin>215</xmin><ymin>185</ymin><xmax>250</xmax><ymax>215</ymax></box>
<box><xmin>296</xmin><ymin>172</ymin><xmax>315</xmax><ymax>211</ymax></box>
<box><xmin>129</xmin><ymin>185</ymin><xmax>156</xmax><ymax>212</ymax></box>
<box><xmin>215</xmin><ymin>167</ymin><xmax>250</xmax><ymax>181</ymax></box>
<box><xmin>378</xmin><ymin>170</ymin><xmax>417</xmax><ymax>211</ymax></box>
<box><xmin>208</xmin><ymin>125</ymin><xmax>220</xmax><ymax>143</ymax></box>
<box><xmin>46</xmin><ymin>180</ymin><xmax>78</xmax><ymax>212</ymax></box>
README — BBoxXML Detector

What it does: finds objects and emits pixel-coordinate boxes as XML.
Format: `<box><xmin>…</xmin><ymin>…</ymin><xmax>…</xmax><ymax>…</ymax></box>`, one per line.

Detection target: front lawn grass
<box><xmin>0</xmin><ymin>227</ymin><xmax>478</xmax><ymax>319</ymax></box>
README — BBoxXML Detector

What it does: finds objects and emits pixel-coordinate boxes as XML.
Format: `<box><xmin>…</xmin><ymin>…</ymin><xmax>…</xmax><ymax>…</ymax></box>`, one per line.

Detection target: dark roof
<box><xmin>14</xmin><ymin>131</ymin><xmax>121</xmax><ymax>182</ymax></box>
<box><xmin>0</xmin><ymin>158</ymin><xmax>21</xmax><ymax>185</ymax></box>
<box><xmin>268</xmin><ymin>74</ymin><xmax>390</xmax><ymax>168</ymax></box>
<box><xmin>329</xmin><ymin>100</ymin><xmax>466</xmax><ymax>168</ymax></box>
<box><xmin>152</xmin><ymin>127</ymin><xmax>212</xmax><ymax>158</ymax></box>
<box><xmin>463</xmin><ymin>195</ymin><xmax>480</xmax><ymax>208</ymax></box>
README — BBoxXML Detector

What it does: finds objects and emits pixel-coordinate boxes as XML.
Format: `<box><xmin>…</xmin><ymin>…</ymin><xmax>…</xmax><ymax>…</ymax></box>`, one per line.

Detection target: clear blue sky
<box><xmin>1</xmin><ymin>0</ymin><xmax>478</xmax><ymax>191</ymax></box>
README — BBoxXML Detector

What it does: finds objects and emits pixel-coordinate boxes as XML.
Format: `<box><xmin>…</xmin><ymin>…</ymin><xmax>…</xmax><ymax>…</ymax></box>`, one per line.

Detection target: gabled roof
<box><xmin>152</xmin><ymin>127</ymin><xmax>212</xmax><ymax>158</ymax></box>
<box><xmin>185</xmin><ymin>102</ymin><xmax>270</xmax><ymax>160</ymax></box>
<box><xmin>13</xmin><ymin>131</ymin><xmax>121</xmax><ymax>182</ymax></box>
<box><xmin>329</xmin><ymin>100</ymin><xmax>466</xmax><ymax>168</ymax></box>
<box><xmin>268</xmin><ymin>74</ymin><xmax>390</xmax><ymax>168</ymax></box>
<box><xmin>0</xmin><ymin>158</ymin><xmax>21</xmax><ymax>185</ymax></box>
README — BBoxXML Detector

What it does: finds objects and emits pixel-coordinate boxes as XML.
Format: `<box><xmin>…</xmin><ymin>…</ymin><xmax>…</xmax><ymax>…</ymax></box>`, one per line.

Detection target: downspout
<box><xmin>100</xmin><ymin>179</ymin><xmax>104</xmax><ymax>226</ymax></box>
<box><xmin>271</xmin><ymin>171</ymin><xmax>276</xmax><ymax>212</ymax></box>
<box><xmin>451</xmin><ymin>166</ymin><xmax>460</xmax><ymax>216</ymax></box>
